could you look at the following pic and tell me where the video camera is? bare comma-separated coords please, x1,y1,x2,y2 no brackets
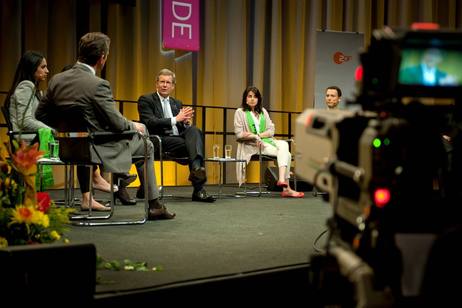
361,27,462,102
296,28,462,307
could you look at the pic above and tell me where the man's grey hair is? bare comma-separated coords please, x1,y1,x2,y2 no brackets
156,68,176,84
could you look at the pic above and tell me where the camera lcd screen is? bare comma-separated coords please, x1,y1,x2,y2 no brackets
398,48,462,87
395,31,462,97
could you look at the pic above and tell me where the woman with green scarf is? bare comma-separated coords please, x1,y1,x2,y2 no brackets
234,86,303,198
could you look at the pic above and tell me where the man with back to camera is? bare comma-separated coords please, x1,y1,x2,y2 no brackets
60,63,138,206
137,68,216,203
36,32,175,220
325,86,342,110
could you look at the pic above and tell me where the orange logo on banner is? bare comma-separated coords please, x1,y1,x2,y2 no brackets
333,51,352,64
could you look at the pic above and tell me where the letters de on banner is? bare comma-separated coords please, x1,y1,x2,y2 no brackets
162,0,200,51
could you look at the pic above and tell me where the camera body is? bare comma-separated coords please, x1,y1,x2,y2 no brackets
297,28,462,306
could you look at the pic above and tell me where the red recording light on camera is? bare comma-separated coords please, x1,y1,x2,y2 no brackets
411,22,440,30
355,65,363,81
373,188,391,208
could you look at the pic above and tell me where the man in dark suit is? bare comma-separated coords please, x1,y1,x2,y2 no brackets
36,32,175,220
137,68,215,203
399,48,457,86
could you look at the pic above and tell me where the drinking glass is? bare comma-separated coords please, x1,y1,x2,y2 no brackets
48,140,60,160
213,144,220,159
225,144,232,159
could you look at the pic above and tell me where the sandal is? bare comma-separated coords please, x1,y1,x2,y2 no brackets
281,191,304,198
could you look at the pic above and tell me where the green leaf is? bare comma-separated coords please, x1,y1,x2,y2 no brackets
97,256,161,272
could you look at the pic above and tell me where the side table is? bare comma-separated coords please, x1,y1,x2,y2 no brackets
205,157,246,198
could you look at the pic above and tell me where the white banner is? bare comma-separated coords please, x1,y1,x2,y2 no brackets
314,31,363,109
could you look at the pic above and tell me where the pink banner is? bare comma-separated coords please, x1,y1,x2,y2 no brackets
162,0,200,51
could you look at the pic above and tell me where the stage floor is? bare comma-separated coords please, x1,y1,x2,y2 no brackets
56,186,331,301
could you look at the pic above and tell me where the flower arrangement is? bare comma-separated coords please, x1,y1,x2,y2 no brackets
0,141,74,247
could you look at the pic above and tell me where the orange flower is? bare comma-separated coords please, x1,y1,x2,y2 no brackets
10,205,49,227
17,206,33,220
1,141,72,246
11,141,43,175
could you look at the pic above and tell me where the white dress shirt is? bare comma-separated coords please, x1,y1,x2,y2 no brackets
157,92,179,135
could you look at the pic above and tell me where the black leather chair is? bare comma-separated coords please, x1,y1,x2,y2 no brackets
150,135,189,199
53,106,149,226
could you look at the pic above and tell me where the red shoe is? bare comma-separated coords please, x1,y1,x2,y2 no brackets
276,181,289,188
281,191,304,198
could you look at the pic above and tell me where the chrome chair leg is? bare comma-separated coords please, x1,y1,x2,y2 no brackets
73,133,149,226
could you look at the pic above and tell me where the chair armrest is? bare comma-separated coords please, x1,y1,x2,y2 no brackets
8,130,38,136
57,130,138,141
149,134,162,144
56,130,139,147
91,130,137,137
147,135,188,163
149,135,163,157
94,130,138,142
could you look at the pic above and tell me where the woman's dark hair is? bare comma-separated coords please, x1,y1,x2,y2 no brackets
3,50,44,110
241,86,263,114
